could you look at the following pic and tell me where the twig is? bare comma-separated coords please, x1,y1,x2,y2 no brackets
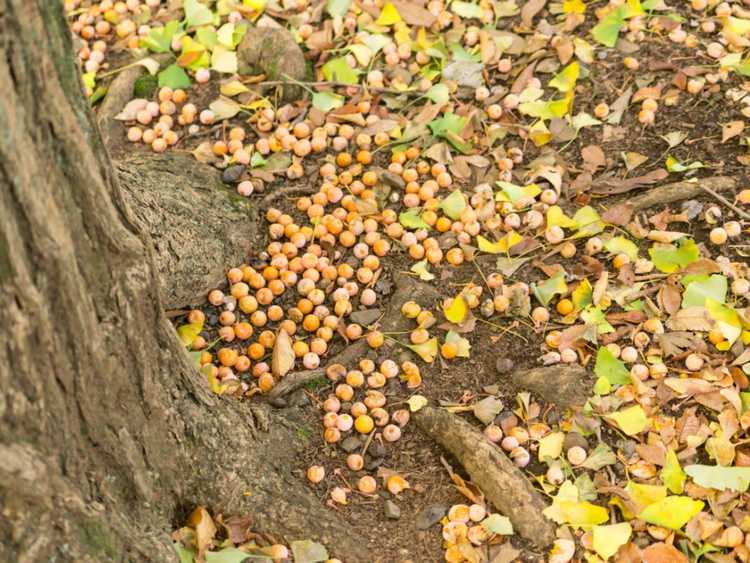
700,183,750,220
261,184,318,206
250,78,422,97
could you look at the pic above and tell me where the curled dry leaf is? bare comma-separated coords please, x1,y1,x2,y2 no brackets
272,328,295,377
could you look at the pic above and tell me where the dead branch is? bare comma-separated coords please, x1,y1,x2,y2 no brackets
629,176,736,211
412,405,556,548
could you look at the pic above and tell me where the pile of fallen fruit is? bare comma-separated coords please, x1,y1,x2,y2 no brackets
68,0,750,561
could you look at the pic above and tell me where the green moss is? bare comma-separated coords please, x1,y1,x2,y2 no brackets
303,376,327,392
295,423,313,442
77,517,120,560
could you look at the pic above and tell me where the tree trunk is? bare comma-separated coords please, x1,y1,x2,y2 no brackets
0,3,364,561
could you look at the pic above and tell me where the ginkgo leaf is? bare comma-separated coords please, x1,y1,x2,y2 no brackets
174,543,196,563
557,500,609,527
572,206,604,238
184,0,214,27
604,236,639,261
594,346,630,385
661,449,686,494
411,259,435,281
272,329,295,377
474,396,503,424
592,9,625,47
209,96,241,120
649,238,700,273
444,295,468,323
684,465,750,492
546,205,577,229
407,338,438,362
312,91,345,112
158,64,192,89
407,395,428,412
638,496,704,530
563,0,586,14
206,548,270,562
445,330,470,357
177,322,203,347
376,0,402,25
532,273,568,307
476,232,523,254
187,506,217,562
440,190,466,220
425,83,449,105
539,432,565,463
571,279,593,311
682,274,727,308
607,405,650,436
580,307,614,334
549,62,580,93
706,298,742,345
495,181,542,203
399,208,430,230
452,1,484,18
592,523,631,560
321,56,359,84
290,539,329,563
481,514,514,535
220,80,249,96
665,155,704,173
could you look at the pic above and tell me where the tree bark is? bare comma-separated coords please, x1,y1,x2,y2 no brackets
0,2,364,561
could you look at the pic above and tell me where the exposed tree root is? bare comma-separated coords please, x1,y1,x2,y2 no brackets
629,176,736,211
412,405,556,549
267,339,369,403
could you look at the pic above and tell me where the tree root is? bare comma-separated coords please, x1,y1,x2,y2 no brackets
629,176,736,211
261,184,318,207
267,339,370,403
412,405,556,548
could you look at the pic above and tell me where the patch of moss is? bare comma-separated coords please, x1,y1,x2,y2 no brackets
77,517,119,560
133,75,158,99
303,376,327,392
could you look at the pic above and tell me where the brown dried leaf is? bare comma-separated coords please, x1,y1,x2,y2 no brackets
391,0,437,26
272,328,295,377
657,331,706,357
667,307,713,331
582,144,606,172
221,515,253,545
187,506,217,563
622,151,648,171
601,203,633,226
521,0,547,27
642,543,688,563
722,120,745,143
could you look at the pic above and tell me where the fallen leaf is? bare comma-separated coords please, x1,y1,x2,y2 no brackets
722,120,745,143
638,496,704,530
290,539,329,563
187,506,217,562
581,144,606,172
592,523,631,560
642,543,688,563
407,395,428,412
521,0,547,27
591,169,669,195
607,405,650,436
481,514,514,535
272,328,295,377
474,396,503,425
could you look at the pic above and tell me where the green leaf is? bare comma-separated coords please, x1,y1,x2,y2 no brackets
481,513,514,535
604,236,639,261
572,205,604,238
312,91,345,112
572,279,592,312
177,322,203,347
174,543,196,563
141,20,182,53
495,181,541,204
532,272,568,307
290,540,329,563
250,152,267,168
327,0,351,17
428,113,472,153
666,155,705,173
158,63,192,89
684,465,750,492
440,189,466,220
682,274,727,308
205,547,271,562
638,496,704,530
607,405,650,436
425,83,449,105
549,62,580,93
184,0,214,27
407,394,428,412
196,27,218,48
661,449,686,494
649,238,700,273
591,9,625,47
580,306,614,334
580,442,617,470
399,208,430,230
593,523,631,560
594,346,630,385
133,74,158,98
321,57,359,85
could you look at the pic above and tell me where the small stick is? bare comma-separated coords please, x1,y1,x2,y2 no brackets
261,184,318,206
700,183,750,221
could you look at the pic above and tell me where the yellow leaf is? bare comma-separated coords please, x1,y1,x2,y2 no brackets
549,62,580,93
407,395,428,412
416,27,432,50
477,231,523,254
408,337,438,362
547,205,577,229
528,120,551,146
592,523,631,560
563,0,586,13
177,322,203,346
558,500,609,527
638,496,704,530
444,294,468,323
376,1,402,25
220,80,249,96
348,44,372,66
606,405,650,436
539,432,565,462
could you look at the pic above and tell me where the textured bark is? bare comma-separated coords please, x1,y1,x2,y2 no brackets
116,153,259,310
413,406,556,548
629,176,736,211
0,2,365,562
